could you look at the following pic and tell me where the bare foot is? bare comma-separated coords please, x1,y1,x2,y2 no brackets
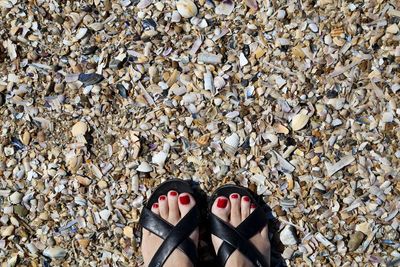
141,191,199,267
211,194,271,267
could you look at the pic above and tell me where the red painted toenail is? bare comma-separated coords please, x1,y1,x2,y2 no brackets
159,196,166,201
231,194,239,199
153,203,159,209
169,191,178,196
250,204,256,209
217,198,228,208
243,196,250,202
179,195,190,205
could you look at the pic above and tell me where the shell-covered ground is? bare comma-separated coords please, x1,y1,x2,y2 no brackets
0,0,399,266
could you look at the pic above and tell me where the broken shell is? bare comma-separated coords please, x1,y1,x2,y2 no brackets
215,1,234,16
280,225,298,245
9,191,23,204
43,247,67,259
223,133,240,155
78,73,104,86
71,121,88,137
136,161,153,172
1,225,14,237
176,0,198,18
291,113,309,131
152,151,168,167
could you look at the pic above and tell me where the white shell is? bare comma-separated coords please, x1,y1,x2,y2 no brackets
381,112,393,123
152,151,168,167
280,225,297,245
239,52,248,67
309,23,319,33
325,155,355,177
176,0,198,18
88,22,104,31
71,121,88,137
215,1,234,16
214,76,226,90
136,161,153,172
75,28,88,41
99,209,111,221
223,133,240,154
43,247,67,259
171,11,181,23
291,113,309,131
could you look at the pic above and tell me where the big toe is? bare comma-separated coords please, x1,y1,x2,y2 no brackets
211,196,230,221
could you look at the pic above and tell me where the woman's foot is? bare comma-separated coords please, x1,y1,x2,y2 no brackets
141,191,199,267
211,194,271,267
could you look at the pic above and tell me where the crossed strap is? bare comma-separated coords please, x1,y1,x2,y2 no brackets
140,206,199,267
210,206,269,267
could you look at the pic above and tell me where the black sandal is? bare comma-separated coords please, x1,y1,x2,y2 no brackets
139,179,201,267
208,184,286,267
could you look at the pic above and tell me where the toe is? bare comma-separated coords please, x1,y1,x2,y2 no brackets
158,195,168,220
211,196,230,221
167,190,180,224
151,202,160,215
178,193,195,217
250,203,257,215
241,196,250,221
229,193,241,227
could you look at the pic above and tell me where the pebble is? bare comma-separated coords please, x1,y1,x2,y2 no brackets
277,10,286,20
71,121,88,137
99,209,111,221
309,23,319,33
43,246,67,259
123,226,134,239
14,205,29,217
386,24,399,34
1,225,14,237
348,231,365,252
280,225,297,245
9,191,23,204
77,239,90,249
21,131,30,145
97,180,108,189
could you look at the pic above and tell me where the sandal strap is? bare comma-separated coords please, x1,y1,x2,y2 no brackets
140,208,197,263
210,206,269,267
144,207,199,267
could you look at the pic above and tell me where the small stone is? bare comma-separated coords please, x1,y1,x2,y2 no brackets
277,10,286,20
254,47,266,59
9,192,23,204
71,121,88,137
43,246,67,259
387,24,399,34
21,131,30,145
291,113,309,131
311,156,319,165
76,176,92,186
77,239,90,249
348,231,365,252
99,209,111,221
123,226,134,239
1,225,14,237
78,73,104,86
280,225,297,245
109,59,123,69
309,23,319,33
381,112,393,123
14,205,29,217
176,0,198,18
97,180,108,189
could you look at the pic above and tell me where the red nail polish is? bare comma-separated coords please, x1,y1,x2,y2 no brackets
217,198,228,208
250,204,256,209
159,196,166,201
169,191,178,196
231,194,239,199
179,195,190,205
243,196,250,202
153,203,159,209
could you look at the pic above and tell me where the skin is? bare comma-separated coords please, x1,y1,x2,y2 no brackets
141,192,270,267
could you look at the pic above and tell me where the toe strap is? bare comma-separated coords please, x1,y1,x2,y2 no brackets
210,206,269,267
140,206,199,267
